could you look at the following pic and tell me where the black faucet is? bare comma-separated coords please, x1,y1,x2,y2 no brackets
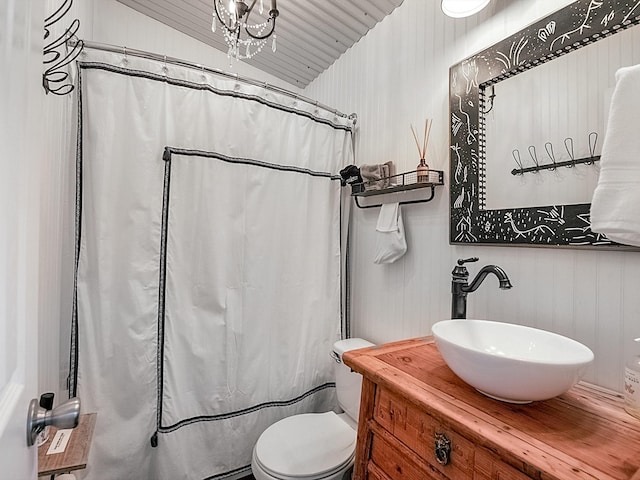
451,257,513,319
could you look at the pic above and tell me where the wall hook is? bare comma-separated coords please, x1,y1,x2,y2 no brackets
528,145,539,172
587,132,598,164
564,137,575,167
512,149,523,175
544,142,557,170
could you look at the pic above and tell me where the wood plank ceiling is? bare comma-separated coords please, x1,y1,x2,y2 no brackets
117,0,405,88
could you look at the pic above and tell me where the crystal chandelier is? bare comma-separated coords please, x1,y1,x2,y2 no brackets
212,0,279,60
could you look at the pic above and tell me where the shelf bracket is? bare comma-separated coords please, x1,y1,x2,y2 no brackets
353,185,436,209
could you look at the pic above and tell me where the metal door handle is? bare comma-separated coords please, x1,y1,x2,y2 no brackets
26,396,81,446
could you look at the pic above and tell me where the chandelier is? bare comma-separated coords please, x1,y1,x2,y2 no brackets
212,0,279,60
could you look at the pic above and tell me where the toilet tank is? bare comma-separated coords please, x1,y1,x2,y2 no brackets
332,338,374,423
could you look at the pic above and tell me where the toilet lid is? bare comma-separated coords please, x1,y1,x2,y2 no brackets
255,412,356,478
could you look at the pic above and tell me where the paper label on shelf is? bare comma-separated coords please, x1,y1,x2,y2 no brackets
46,429,73,455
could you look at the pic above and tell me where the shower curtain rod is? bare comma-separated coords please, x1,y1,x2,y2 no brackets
70,38,357,123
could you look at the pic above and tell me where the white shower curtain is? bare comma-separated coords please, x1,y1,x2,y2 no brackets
70,49,354,480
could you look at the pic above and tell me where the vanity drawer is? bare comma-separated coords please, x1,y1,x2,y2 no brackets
474,447,533,480
369,432,428,480
374,387,474,479
366,462,392,480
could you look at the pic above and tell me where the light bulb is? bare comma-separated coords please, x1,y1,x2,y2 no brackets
441,0,490,18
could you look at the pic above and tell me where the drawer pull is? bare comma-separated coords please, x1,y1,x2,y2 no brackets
434,433,451,466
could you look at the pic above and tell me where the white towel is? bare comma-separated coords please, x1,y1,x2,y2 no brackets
374,203,407,264
591,63,640,246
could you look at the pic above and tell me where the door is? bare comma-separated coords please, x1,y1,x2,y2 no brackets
0,0,45,477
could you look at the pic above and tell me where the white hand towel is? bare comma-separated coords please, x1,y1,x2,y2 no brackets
374,203,407,264
590,63,640,246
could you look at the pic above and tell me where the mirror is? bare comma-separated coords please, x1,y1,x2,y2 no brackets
449,0,640,247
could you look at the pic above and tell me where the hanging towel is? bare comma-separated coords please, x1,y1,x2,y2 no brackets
374,203,407,264
591,63,640,246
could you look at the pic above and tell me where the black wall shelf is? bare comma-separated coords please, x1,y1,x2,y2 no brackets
351,169,444,209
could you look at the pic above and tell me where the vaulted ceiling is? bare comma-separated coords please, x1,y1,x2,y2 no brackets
117,0,405,87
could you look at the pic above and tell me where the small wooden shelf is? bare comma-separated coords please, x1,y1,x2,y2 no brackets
351,169,444,209
38,413,97,477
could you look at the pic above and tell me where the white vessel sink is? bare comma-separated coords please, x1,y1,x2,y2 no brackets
431,319,594,404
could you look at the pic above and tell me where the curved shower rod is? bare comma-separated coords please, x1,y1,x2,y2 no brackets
68,38,357,124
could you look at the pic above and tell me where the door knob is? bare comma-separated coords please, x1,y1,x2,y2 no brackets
26,397,81,446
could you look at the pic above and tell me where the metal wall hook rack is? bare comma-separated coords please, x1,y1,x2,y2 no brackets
510,133,600,176
350,169,444,209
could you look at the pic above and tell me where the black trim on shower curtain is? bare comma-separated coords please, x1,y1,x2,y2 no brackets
344,226,351,340
68,64,84,398
162,146,342,179
202,464,252,480
160,382,336,433
154,147,341,447
154,149,172,441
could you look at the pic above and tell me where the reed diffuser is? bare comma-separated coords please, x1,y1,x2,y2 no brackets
411,119,432,183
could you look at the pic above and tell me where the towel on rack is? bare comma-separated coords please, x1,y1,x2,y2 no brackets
360,162,394,190
590,63,640,246
374,203,407,264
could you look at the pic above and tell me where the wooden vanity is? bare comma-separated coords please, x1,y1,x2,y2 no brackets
343,337,640,480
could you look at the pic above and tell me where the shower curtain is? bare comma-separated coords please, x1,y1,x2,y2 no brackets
70,49,354,480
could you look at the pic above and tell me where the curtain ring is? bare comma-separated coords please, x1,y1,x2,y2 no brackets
121,46,129,66
162,55,168,75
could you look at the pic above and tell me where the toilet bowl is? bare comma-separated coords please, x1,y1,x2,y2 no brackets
251,338,374,480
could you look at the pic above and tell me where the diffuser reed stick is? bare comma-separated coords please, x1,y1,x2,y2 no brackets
411,119,432,182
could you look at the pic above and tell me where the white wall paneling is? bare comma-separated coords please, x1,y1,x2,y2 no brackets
35,0,85,401
305,0,639,392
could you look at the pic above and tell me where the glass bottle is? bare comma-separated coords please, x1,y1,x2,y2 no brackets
417,158,429,183
624,337,640,420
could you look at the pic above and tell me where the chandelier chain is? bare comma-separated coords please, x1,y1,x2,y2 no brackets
212,0,278,60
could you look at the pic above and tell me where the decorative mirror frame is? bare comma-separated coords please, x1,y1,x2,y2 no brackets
449,0,640,247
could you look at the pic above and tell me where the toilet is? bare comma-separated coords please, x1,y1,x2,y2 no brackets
251,338,374,480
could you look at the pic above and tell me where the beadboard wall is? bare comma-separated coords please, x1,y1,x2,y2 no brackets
37,0,90,400
304,0,640,392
